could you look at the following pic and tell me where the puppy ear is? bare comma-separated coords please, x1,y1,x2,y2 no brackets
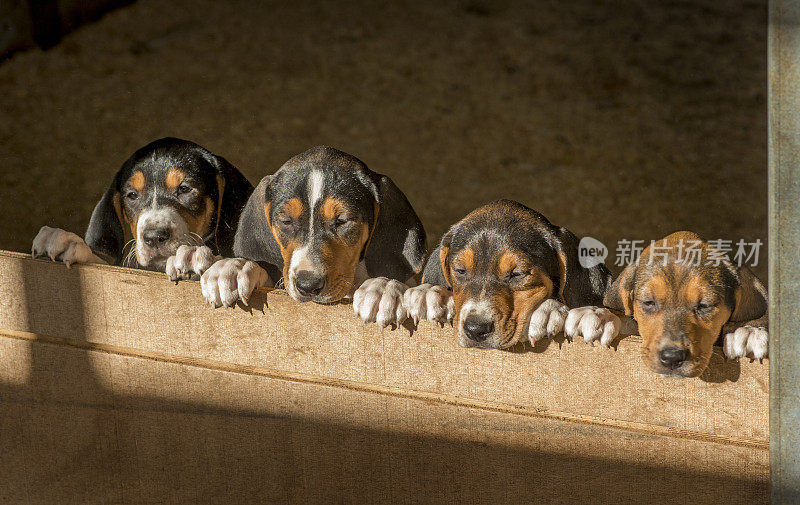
728,265,768,323
553,227,612,307
232,175,283,269
364,175,426,282
204,153,254,257
603,262,637,316
421,229,453,287
84,185,126,264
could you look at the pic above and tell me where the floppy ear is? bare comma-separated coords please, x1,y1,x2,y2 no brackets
553,227,612,307
364,175,427,282
603,262,637,316
84,185,126,264
205,153,254,257
729,265,768,323
232,175,283,271
421,229,453,287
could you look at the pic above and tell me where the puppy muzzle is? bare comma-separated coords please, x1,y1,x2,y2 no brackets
649,336,707,378
136,208,190,268
458,299,507,349
294,270,326,298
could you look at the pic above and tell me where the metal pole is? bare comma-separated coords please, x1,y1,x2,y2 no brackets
769,1,800,502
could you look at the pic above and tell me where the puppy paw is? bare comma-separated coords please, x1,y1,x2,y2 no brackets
527,299,569,343
723,326,768,360
166,245,220,281
352,277,409,327
403,284,454,324
31,226,104,268
564,306,621,347
200,258,272,308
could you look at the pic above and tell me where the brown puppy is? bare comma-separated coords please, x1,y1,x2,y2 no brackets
405,200,615,349
603,231,768,377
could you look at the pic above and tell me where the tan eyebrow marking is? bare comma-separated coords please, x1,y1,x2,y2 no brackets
497,251,518,276
165,167,185,191
283,198,304,219
647,275,668,300
321,196,345,221
128,171,145,192
456,247,475,272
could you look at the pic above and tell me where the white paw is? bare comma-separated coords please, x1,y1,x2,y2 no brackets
31,226,102,268
403,283,454,324
723,326,768,360
200,258,272,307
564,306,621,347
166,245,220,281
352,277,409,327
527,299,569,343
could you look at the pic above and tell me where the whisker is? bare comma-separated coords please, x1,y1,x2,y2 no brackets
123,247,137,268
122,239,136,253
188,232,205,246
124,240,139,268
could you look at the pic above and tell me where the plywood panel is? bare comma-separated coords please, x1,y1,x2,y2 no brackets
0,338,768,505
0,250,769,504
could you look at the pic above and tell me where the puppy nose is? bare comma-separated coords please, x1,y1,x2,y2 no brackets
142,227,170,248
659,347,688,369
295,270,326,297
462,316,494,342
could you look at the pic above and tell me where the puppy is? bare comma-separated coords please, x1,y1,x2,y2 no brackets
402,200,617,349
32,138,253,271
168,146,426,308
601,231,768,377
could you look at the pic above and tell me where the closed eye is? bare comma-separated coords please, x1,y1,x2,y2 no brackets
640,299,658,312
453,267,467,276
695,301,716,314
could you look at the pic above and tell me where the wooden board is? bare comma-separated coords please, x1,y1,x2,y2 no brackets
0,251,769,504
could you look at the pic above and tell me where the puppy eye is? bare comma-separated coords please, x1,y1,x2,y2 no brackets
125,191,139,200
695,301,714,313
640,299,658,311
278,217,294,226
507,270,524,280
176,184,192,195
333,216,349,227
453,267,467,276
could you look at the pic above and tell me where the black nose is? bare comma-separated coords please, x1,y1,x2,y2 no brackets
659,348,688,369
142,228,170,248
295,270,326,297
462,316,494,342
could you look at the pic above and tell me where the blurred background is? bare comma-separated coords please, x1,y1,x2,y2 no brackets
0,0,767,279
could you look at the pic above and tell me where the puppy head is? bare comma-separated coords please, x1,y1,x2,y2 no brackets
108,138,232,269
263,147,379,303
604,231,767,377
437,200,571,349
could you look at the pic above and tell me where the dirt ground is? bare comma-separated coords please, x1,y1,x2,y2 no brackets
0,0,767,280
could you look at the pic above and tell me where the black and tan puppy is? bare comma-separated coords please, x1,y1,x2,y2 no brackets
402,200,618,349
168,146,426,309
32,138,253,271
600,231,768,377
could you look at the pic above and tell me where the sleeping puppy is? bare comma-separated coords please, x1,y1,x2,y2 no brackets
168,146,426,308
600,231,768,377
400,200,617,349
31,138,253,271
